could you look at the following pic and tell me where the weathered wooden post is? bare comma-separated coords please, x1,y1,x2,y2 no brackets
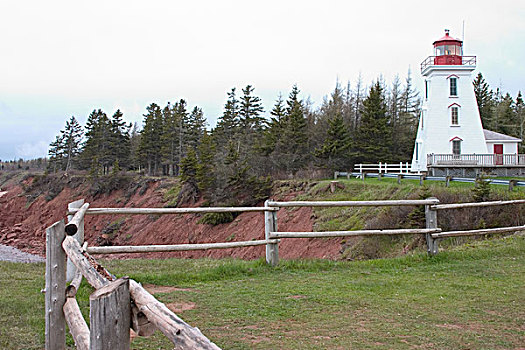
362,172,366,182
67,199,85,282
419,175,425,186
264,200,279,266
378,173,382,181
45,220,67,350
425,197,439,255
334,171,339,179
90,277,131,350
445,176,451,187
509,179,518,191
397,174,403,184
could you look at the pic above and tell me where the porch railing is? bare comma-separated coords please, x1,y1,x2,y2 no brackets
427,154,525,167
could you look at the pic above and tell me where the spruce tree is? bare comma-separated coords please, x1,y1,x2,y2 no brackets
81,109,113,174
215,88,240,142
275,85,308,175
314,112,351,171
160,102,179,175
473,73,494,129
110,110,130,170
515,92,524,151
61,116,83,172
186,106,207,150
196,131,216,193
261,94,286,156
48,134,65,173
138,103,163,175
238,85,265,132
352,81,391,164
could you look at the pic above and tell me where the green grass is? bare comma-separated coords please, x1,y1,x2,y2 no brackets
1,236,524,349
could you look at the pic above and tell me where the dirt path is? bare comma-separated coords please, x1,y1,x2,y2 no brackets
0,244,44,263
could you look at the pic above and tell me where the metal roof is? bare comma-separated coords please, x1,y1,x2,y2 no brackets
484,129,522,142
433,32,462,45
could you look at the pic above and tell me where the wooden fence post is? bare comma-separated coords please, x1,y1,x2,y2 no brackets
265,200,279,266
334,171,338,179
90,277,131,350
425,197,439,255
67,199,85,282
45,220,67,350
397,174,402,184
509,179,518,191
419,175,425,186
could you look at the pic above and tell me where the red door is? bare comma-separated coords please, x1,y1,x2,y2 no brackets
494,144,503,165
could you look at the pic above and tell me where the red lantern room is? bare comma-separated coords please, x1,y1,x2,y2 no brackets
420,29,476,73
433,29,463,65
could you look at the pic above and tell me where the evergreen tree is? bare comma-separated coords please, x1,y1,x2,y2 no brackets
238,85,265,132
314,112,352,171
81,109,113,174
109,110,130,169
494,93,516,136
61,116,83,172
514,91,525,152
129,122,141,171
138,103,163,175
160,102,179,175
48,134,65,173
186,106,207,150
175,99,189,168
261,94,286,156
473,73,494,129
215,88,240,142
275,85,309,175
196,131,216,193
352,81,391,164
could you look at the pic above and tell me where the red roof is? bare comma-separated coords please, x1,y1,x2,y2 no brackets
433,32,462,45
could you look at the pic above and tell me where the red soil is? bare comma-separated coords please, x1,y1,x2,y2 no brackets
0,178,344,260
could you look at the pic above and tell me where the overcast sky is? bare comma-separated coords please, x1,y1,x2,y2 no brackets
1,0,524,160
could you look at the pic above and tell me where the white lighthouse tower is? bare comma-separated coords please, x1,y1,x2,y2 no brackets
411,30,486,173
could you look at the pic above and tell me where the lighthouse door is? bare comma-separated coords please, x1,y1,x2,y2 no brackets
494,144,503,165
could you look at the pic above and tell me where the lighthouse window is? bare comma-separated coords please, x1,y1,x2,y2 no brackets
452,140,461,156
450,78,457,96
451,107,459,125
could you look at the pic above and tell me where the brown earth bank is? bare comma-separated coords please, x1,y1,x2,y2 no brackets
0,174,345,260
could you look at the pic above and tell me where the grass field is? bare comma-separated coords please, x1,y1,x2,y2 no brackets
1,235,524,349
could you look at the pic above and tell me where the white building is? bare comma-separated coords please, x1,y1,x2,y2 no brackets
411,30,524,176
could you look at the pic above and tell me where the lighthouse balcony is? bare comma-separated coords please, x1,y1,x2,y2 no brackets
420,56,476,72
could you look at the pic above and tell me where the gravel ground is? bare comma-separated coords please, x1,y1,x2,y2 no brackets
0,244,44,263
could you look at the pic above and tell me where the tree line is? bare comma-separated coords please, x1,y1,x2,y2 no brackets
473,73,524,149
47,72,523,205
49,72,421,174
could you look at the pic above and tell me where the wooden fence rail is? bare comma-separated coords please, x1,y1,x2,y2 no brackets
45,196,525,349
46,213,220,349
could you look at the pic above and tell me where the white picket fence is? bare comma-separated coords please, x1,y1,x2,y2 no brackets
353,162,413,174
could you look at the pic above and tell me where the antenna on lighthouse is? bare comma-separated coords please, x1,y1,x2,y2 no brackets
462,20,465,48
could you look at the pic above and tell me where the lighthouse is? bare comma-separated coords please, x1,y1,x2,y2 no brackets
411,30,487,173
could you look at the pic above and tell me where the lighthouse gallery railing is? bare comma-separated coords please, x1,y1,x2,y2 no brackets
420,55,476,72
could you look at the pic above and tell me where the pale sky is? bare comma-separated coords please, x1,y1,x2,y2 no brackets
1,0,524,160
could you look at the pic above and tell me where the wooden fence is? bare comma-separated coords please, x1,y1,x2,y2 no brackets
46,197,525,349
